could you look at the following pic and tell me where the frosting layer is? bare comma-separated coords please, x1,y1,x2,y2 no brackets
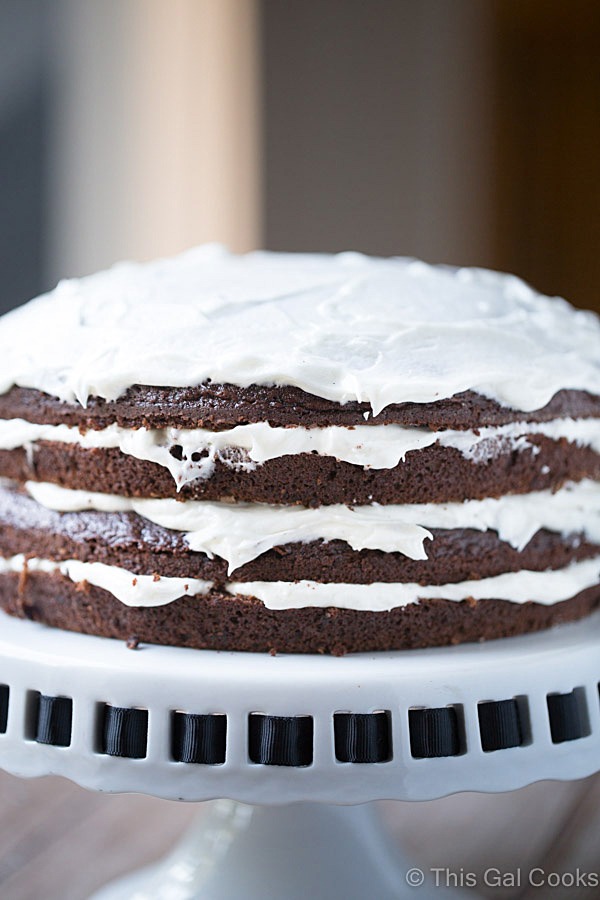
229,559,600,611
0,554,212,607
2,481,596,586
0,245,599,413
25,479,600,572
1,415,600,488
2,553,598,611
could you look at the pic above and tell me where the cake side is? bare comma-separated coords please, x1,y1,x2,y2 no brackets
1,383,599,653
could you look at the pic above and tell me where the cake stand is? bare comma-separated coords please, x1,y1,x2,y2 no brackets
0,609,598,899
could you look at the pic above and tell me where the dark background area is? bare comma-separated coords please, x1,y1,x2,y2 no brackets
0,0,48,312
493,0,600,309
263,0,600,310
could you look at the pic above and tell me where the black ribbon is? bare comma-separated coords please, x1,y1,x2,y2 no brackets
102,705,148,758
36,695,72,747
478,699,522,752
547,690,587,743
334,712,390,763
249,714,313,767
7,680,592,762
409,707,460,758
0,685,8,734
172,712,227,764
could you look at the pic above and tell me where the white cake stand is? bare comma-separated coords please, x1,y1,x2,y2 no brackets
0,609,598,899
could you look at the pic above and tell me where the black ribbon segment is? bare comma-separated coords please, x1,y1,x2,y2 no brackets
101,705,148,758
409,707,461,758
35,695,73,747
0,685,8,734
248,714,313,767
547,690,587,744
172,713,227,764
478,700,523,752
334,712,391,763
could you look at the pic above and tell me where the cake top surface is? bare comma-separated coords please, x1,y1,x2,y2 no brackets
0,244,598,414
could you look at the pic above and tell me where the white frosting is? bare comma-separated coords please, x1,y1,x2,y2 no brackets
0,554,212,607
1,552,597,612
230,558,600,611
25,479,600,573
1,415,600,489
0,245,598,415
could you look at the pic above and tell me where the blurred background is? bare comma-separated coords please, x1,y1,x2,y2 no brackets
2,0,600,313
0,1,599,898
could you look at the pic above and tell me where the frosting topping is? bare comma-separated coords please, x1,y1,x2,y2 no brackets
0,245,598,414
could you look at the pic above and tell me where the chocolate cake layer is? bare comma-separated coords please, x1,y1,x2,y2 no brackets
1,384,600,431
0,484,596,585
1,436,599,506
1,570,598,655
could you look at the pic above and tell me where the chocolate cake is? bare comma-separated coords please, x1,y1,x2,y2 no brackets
0,245,599,654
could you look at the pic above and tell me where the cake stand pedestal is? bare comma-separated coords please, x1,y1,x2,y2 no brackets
0,610,598,899
92,800,451,900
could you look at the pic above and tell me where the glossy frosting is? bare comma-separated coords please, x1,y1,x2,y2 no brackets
0,245,598,414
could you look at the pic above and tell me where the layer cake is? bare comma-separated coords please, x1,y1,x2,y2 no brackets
0,246,598,654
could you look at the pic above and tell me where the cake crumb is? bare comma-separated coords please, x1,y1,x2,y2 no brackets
18,558,29,595
126,635,140,650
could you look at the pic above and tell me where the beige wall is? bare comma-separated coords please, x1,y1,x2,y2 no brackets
47,1,495,280
45,1,600,312
262,0,494,266
48,0,262,281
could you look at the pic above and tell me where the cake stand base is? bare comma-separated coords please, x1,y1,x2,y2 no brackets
0,611,597,898
1,610,599,804
90,800,465,900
